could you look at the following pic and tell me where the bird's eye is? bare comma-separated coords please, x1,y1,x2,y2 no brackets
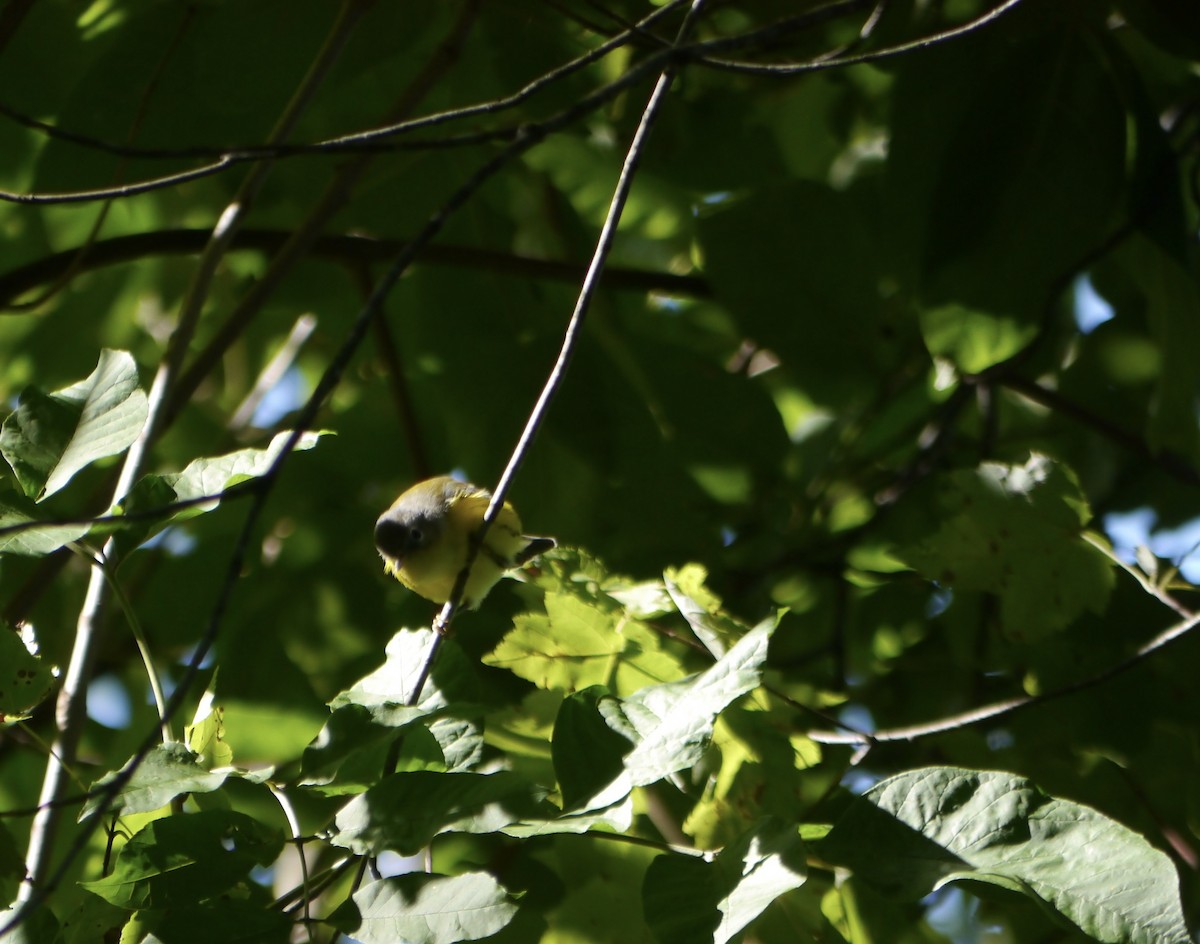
409,527,423,546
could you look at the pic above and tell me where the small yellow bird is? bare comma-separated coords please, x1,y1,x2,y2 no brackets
374,476,555,608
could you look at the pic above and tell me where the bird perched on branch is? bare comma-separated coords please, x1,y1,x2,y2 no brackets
374,475,555,609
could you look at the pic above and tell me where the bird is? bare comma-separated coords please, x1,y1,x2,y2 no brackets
374,475,555,608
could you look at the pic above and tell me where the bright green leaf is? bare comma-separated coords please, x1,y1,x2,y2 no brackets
919,303,1038,374
818,767,1192,944
621,620,773,786
82,743,229,818
0,349,147,501
711,818,807,944
485,589,683,695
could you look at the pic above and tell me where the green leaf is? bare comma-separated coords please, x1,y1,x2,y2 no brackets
82,743,229,818
116,899,291,944
0,487,89,556
59,892,125,944
112,429,323,551
698,181,899,406
620,620,773,786
664,564,746,659
0,627,53,720
919,303,1038,374
643,855,721,944
888,21,1126,321
484,588,683,695
644,819,806,944
0,349,147,500
818,767,1193,944
329,627,476,725
711,818,807,944
331,873,518,944
331,771,554,856
552,686,635,811
184,689,233,770
895,454,1114,638
81,810,283,909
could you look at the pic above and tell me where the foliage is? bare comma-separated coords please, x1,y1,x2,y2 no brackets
0,1,1198,943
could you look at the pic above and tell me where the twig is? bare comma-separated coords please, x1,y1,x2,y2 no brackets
0,228,710,309
999,376,1200,489
697,0,1025,74
423,0,712,659
267,785,313,941
0,1,690,165
0,0,1022,206
809,606,1200,745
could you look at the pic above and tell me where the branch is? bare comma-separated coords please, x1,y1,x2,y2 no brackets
809,583,1200,746
417,0,711,678
998,376,1200,489
0,228,709,309
697,0,1025,74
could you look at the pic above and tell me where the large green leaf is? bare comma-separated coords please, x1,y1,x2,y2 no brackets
331,771,554,856
644,819,807,944
0,349,147,501
818,767,1192,944
0,487,90,556
111,429,323,552
82,742,229,818
484,584,684,696
619,620,773,786
331,873,518,944
888,13,1126,321
894,454,1113,639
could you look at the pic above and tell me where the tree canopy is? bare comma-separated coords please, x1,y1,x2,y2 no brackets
0,1,1198,942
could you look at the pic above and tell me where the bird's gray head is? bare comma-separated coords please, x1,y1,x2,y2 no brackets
374,484,451,560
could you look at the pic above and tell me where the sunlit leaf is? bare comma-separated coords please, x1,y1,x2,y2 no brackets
0,349,147,501
818,767,1192,944
331,873,518,944
82,743,229,818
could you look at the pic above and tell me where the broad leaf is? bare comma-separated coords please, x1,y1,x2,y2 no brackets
82,742,229,818
895,454,1114,638
332,873,517,944
331,771,554,856
0,488,89,556
111,429,323,551
485,589,683,695
818,767,1192,944
644,818,806,944
0,349,147,501
620,620,773,786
